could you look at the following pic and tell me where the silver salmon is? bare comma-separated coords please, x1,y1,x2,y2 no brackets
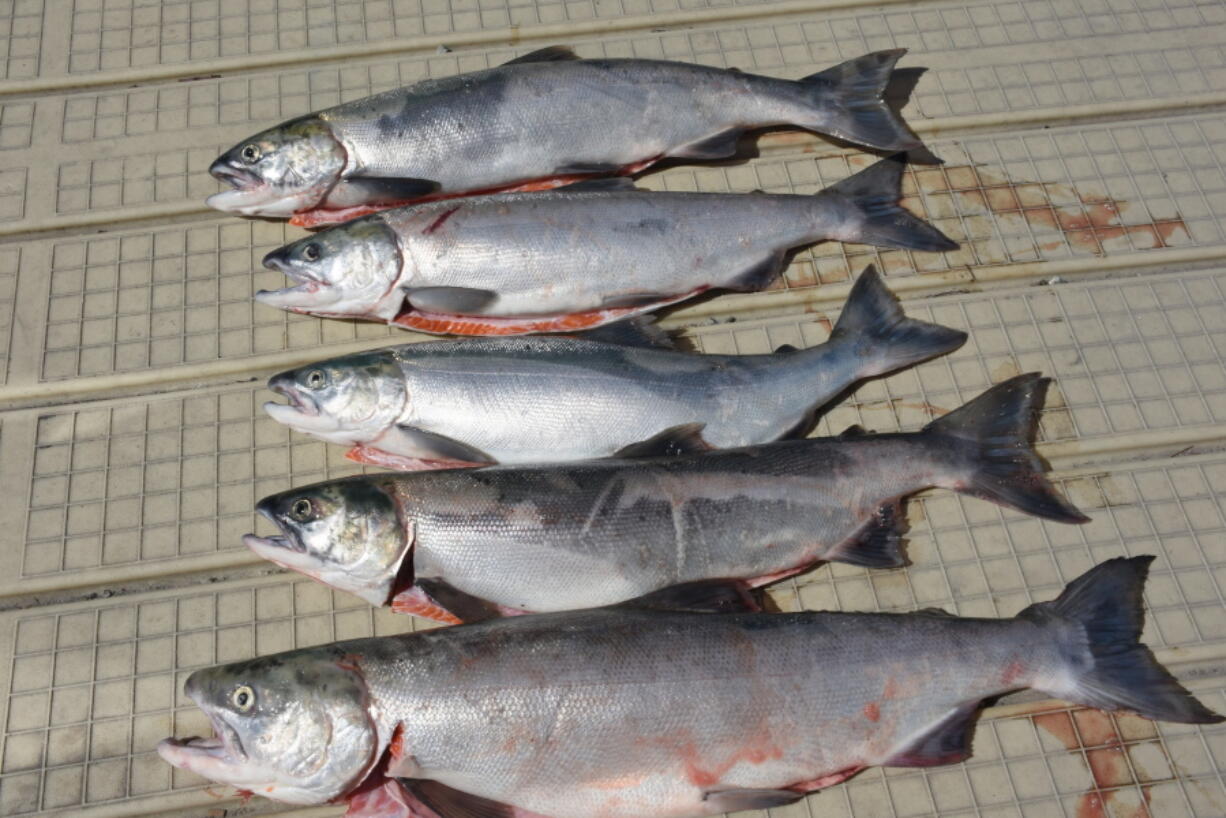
263,266,966,469
207,47,921,226
157,556,1222,817
244,374,1087,621
255,155,956,335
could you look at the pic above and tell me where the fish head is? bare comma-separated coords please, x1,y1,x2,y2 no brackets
245,480,411,606
256,219,405,320
158,652,380,804
207,117,346,218
264,351,408,446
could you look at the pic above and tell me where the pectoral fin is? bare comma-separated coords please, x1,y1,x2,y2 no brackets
405,778,545,818
702,789,806,810
404,287,499,315
391,578,503,623
326,176,440,207
344,445,483,472
346,426,494,470
553,161,624,174
622,580,760,613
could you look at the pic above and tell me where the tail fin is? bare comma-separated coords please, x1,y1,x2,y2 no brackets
824,155,959,253
1022,556,1223,724
830,265,967,377
923,374,1089,523
800,50,920,151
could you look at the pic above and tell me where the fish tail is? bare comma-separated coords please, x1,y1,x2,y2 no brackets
829,264,966,378
799,49,920,151
822,154,959,253
922,374,1089,524
1020,556,1223,724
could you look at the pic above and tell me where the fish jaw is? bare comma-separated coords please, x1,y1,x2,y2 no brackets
157,698,318,805
262,379,356,443
207,187,319,219
242,531,405,608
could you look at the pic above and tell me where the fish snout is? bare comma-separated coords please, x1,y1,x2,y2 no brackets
183,669,206,705
262,246,293,274
209,155,258,190
254,495,281,525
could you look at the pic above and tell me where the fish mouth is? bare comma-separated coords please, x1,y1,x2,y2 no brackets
264,376,320,422
209,158,262,191
256,250,330,306
158,710,246,772
244,533,330,577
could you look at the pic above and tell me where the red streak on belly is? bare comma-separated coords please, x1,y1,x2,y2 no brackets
290,156,667,228
674,728,785,789
1001,659,1026,687
862,702,880,722
391,287,708,337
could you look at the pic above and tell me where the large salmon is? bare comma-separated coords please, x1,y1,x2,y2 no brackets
158,557,1222,817
254,156,956,335
262,266,966,469
207,47,922,226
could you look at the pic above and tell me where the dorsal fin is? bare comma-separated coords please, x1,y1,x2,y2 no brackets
621,580,761,613
578,316,679,349
839,424,870,438
556,177,641,193
502,46,579,65
614,423,710,458
774,343,799,354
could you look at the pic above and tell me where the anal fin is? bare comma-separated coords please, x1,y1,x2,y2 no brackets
729,251,787,292
669,129,742,161
883,701,980,767
614,423,710,458
826,501,908,568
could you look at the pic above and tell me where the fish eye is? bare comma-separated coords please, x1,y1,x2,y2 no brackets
231,685,255,712
290,498,314,522
304,369,327,389
302,243,321,262
240,144,261,164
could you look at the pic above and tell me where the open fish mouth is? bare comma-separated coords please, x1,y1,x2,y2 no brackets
244,534,330,577
209,159,263,191
265,380,320,420
255,254,329,307
158,711,245,770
